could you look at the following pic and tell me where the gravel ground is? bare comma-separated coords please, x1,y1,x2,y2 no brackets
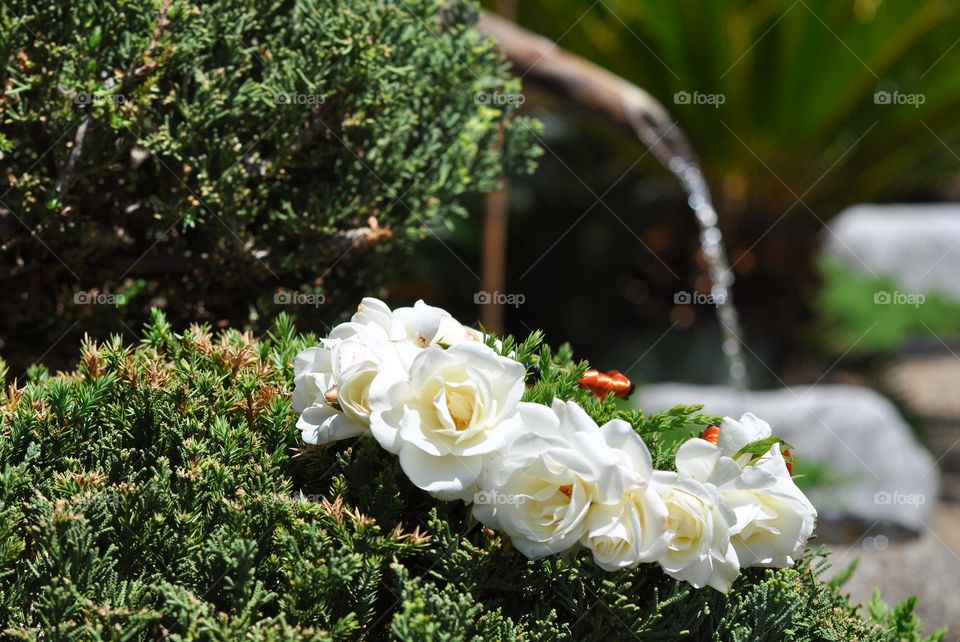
884,355,960,419
830,352,960,638
824,503,960,640
883,354,960,501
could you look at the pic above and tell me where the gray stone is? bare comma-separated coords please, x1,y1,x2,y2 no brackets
824,203,960,298
635,384,940,530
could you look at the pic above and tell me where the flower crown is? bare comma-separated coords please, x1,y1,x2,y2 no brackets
292,298,816,593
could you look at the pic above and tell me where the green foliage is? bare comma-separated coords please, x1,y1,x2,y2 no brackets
487,328,720,470
734,437,793,461
502,0,960,218
0,313,941,639
0,0,539,368
829,558,860,591
790,458,857,494
817,258,960,354
869,591,947,642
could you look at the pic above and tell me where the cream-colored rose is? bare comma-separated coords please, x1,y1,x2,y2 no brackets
673,436,817,570
368,342,525,501
581,417,668,571
472,400,629,558
333,297,481,349
720,443,816,567
651,470,740,593
717,412,772,463
294,297,485,446
582,484,669,572
293,331,406,445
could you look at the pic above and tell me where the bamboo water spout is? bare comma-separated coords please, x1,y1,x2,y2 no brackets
477,12,747,388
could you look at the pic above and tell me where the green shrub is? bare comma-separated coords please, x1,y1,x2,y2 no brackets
0,312,943,640
817,258,960,355
0,0,539,369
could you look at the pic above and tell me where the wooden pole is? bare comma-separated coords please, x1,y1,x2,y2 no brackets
475,11,695,169
479,1,516,333
481,186,509,332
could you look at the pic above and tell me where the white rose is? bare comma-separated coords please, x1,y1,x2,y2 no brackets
581,419,669,571
720,443,816,568
651,469,740,593
293,334,382,413
674,437,744,487
473,400,629,559
717,412,772,462
673,437,817,570
335,297,481,349
292,345,332,414
368,342,525,501
293,331,406,445
324,297,394,344
390,299,494,349
293,297,484,447
350,297,394,332
386,299,449,347
437,314,487,346
582,485,669,571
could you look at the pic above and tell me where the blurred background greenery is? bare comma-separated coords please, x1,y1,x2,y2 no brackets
6,0,960,384
397,0,960,387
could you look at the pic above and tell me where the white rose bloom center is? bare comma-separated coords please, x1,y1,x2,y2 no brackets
369,341,525,501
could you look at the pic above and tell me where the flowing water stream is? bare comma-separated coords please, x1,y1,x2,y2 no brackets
669,156,749,390
475,12,749,388
626,111,749,390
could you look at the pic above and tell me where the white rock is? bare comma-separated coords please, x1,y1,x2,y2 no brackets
824,203,960,298
636,384,939,530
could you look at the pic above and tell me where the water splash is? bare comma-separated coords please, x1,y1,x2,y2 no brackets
669,156,748,390
471,12,749,388
625,110,748,389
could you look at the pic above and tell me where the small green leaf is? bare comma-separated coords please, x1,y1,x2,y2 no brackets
828,557,859,589
733,436,793,460
87,27,102,49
